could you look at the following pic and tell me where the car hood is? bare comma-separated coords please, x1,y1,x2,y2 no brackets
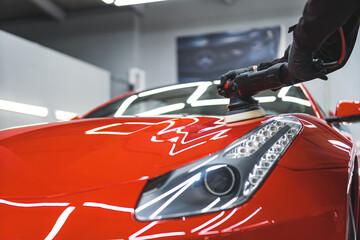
0,114,352,199
0,116,262,199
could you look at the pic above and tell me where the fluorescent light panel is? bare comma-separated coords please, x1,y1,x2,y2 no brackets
55,110,78,121
139,82,202,98
186,82,212,104
191,99,229,107
254,96,277,103
114,95,138,117
114,0,167,7
137,103,185,117
0,99,48,117
282,96,311,107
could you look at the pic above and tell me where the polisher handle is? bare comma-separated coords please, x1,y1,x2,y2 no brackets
227,63,288,97
223,59,332,97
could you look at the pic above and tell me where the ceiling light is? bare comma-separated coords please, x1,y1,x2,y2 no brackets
114,0,168,7
139,82,201,97
0,99,48,117
55,110,78,121
102,0,114,4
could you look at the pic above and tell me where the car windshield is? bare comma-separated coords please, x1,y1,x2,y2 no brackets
84,81,315,118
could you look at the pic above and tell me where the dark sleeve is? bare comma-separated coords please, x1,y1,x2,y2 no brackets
257,57,287,71
294,0,360,52
257,45,290,71
314,12,360,73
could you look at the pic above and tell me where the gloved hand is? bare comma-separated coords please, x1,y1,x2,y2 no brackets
218,66,255,97
287,41,328,83
257,45,290,71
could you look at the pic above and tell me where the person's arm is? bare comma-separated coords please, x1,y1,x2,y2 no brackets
287,1,360,83
294,0,360,52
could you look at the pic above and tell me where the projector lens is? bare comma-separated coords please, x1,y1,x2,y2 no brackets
204,165,235,196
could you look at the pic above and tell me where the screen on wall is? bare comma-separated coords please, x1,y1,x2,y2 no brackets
177,26,282,83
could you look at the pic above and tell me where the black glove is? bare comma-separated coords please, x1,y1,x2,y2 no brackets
287,41,328,83
218,66,254,97
219,66,254,88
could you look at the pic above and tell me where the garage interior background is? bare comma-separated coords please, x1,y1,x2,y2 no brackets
0,0,359,143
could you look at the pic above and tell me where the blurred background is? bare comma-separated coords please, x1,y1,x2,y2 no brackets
0,0,359,143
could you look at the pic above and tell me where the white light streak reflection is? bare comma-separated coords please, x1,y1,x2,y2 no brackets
114,0,168,7
114,95,138,117
221,207,262,233
328,140,351,150
191,211,225,233
0,199,69,208
136,173,201,213
0,122,48,131
199,209,237,235
301,119,317,128
213,80,220,85
201,198,221,213
220,197,238,209
282,96,311,107
83,202,134,213
44,206,75,240
191,99,229,107
138,83,202,97
149,173,202,219
169,140,206,156
85,123,126,135
189,155,218,173
206,165,227,172
235,220,270,231
277,86,291,98
85,122,154,135
129,221,185,240
186,82,212,104
254,96,276,103
136,103,185,117
150,118,229,156
124,122,155,125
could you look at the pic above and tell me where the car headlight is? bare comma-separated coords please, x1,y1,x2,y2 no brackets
135,115,302,221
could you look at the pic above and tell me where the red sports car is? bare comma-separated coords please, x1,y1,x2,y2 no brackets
0,81,359,240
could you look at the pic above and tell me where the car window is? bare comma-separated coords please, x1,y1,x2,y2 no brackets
84,81,315,118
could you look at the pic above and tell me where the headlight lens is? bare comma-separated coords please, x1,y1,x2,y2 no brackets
135,115,302,221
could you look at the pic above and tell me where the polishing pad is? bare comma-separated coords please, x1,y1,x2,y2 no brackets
225,107,266,123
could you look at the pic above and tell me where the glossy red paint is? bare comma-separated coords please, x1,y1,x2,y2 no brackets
0,81,358,239
0,151,350,240
279,114,353,170
0,113,356,239
299,84,325,119
0,116,260,198
335,100,360,117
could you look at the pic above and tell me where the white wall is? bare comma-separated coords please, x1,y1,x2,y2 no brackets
1,11,136,81
1,0,359,141
0,30,111,130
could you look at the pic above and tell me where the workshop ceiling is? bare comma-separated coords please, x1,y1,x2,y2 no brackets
0,0,302,25
0,0,236,24
0,0,118,23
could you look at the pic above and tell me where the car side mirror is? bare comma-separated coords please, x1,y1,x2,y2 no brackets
326,100,360,123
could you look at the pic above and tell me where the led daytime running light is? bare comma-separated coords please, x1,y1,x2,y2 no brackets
243,126,300,196
224,116,302,196
135,115,302,220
